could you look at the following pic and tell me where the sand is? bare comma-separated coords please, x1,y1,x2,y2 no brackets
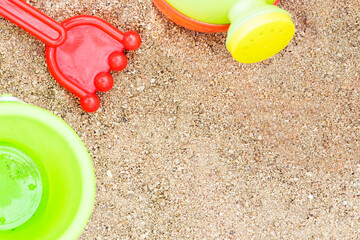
0,0,359,239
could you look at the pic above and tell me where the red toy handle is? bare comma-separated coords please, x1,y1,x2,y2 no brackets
0,0,66,47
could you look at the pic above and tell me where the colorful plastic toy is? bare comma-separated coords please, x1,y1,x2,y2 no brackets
0,0,141,112
0,95,95,240
153,0,295,63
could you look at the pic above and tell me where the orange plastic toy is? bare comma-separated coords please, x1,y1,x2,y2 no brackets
153,0,295,63
153,0,280,33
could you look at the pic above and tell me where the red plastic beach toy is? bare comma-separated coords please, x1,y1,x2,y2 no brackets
0,0,141,112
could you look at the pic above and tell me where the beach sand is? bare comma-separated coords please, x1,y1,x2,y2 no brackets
0,0,359,239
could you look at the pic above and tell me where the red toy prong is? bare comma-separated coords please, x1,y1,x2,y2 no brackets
80,94,101,113
94,73,114,92
122,31,142,51
109,52,128,71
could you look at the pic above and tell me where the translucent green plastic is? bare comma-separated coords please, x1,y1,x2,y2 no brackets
166,0,276,24
0,144,43,231
0,100,95,240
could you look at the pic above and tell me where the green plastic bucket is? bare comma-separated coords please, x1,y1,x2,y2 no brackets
0,95,95,240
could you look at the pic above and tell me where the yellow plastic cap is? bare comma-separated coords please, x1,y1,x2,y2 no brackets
227,11,295,63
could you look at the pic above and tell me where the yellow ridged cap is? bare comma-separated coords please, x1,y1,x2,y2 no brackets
227,11,295,63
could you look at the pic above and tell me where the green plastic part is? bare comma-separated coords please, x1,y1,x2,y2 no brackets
0,98,95,240
0,144,43,231
162,0,295,63
165,0,276,25
166,0,239,24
